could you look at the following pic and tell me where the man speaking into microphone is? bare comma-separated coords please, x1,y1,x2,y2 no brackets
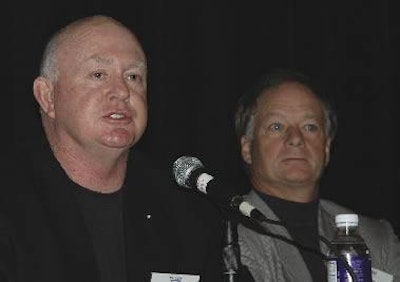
1,15,225,282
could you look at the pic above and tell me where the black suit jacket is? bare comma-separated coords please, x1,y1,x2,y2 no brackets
0,133,225,282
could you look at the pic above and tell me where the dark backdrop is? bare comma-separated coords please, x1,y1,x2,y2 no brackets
12,0,399,235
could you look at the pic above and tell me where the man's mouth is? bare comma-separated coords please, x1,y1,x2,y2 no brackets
109,113,126,120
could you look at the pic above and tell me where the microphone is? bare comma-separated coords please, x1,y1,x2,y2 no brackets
172,156,267,222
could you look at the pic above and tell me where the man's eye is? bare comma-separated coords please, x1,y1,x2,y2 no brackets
92,72,104,79
128,74,141,81
304,124,319,132
268,123,283,132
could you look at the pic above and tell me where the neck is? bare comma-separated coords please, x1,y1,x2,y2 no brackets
44,123,129,193
251,179,319,203
55,148,128,193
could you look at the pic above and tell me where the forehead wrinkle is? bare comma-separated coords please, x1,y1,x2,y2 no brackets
258,108,323,123
258,95,324,120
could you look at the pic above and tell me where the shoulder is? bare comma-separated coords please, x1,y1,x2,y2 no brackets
320,198,399,245
319,198,355,214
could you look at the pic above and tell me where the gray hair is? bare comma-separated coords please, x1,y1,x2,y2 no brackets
234,68,337,142
39,37,59,81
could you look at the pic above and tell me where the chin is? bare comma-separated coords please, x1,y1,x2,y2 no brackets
284,171,315,182
102,128,141,147
100,137,135,149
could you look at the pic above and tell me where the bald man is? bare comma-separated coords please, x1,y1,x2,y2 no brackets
2,15,224,282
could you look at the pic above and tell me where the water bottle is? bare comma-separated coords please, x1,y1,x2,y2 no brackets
326,213,372,282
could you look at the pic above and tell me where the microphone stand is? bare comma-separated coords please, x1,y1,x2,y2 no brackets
222,219,240,282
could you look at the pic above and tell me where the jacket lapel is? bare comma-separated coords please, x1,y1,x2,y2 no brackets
30,146,99,282
246,191,313,281
122,151,179,280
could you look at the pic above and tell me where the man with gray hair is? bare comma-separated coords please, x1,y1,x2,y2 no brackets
234,68,400,281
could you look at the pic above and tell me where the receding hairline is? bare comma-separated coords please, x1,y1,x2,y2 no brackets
55,15,140,47
40,15,145,79
257,81,324,108
235,77,337,141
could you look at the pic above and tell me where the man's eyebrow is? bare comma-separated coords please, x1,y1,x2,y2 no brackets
260,112,283,119
127,61,147,71
85,55,147,71
86,55,113,65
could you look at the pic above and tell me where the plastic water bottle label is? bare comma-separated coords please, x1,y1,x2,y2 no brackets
327,260,339,282
327,256,372,282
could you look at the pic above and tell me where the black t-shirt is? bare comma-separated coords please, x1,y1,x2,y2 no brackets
256,191,327,282
75,187,126,282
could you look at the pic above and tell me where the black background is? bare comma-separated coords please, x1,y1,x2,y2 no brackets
11,0,399,235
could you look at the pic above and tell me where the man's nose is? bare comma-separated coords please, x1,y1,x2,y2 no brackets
109,77,130,101
286,126,304,147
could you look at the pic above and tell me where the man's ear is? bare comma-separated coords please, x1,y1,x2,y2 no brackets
33,76,56,119
240,136,252,165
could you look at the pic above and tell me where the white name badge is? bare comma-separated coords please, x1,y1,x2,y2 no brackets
151,272,200,282
372,267,394,282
